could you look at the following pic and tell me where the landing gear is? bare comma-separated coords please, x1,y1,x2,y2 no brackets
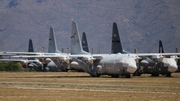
133,70,142,76
151,73,159,76
125,74,131,78
166,73,171,77
90,71,100,77
111,74,119,78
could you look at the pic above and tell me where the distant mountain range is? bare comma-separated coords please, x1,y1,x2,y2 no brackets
0,0,180,53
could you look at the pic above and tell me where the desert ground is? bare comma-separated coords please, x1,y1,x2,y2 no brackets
0,72,180,101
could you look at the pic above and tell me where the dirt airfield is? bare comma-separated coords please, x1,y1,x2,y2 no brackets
0,72,180,101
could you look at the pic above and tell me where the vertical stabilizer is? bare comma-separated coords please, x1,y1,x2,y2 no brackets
48,27,60,53
159,40,164,53
28,39,35,60
82,32,89,52
28,39,34,52
111,22,123,53
71,21,89,54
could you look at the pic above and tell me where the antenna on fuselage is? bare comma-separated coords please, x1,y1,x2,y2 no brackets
42,47,44,53
176,48,178,53
66,48,69,54
97,49,100,54
91,48,93,54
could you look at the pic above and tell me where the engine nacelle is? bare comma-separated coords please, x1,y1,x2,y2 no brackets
82,56,95,64
152,55,163,62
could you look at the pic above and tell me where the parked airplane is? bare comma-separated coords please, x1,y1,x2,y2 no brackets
159,40,180,72
47,27,84,72
70,21,138,78
0,21,179,78
111,22,178,76
0,39,61,72
0,39,44,71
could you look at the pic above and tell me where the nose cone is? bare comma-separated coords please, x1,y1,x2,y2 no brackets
127,62,137,73
126,58,137,73
162,58,178,73
168,62,178,73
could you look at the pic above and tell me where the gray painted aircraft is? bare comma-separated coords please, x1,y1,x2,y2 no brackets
0,39,60,72
70,21,138,78
0,27,85,72
47,27,84,72
0,21,179,78
0,39,44,71
158,40,180,72
111,22,178,76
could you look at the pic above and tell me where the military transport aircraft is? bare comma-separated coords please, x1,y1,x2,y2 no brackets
0,39,62,72
111,22,178,76
6,21,138,78
158,40,180,72
69,21,138,78
0,39,45,71
0,21,179,78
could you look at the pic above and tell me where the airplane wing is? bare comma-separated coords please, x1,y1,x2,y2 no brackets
133,53,180,61
10,53,70,64
0,51,66,56
0,51,42,56
136,53,180,57
0,59,42,64
0,59,28,62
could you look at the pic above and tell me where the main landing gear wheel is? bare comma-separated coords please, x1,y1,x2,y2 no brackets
166,73,171,77
125,74,131,78
151,73,159,76
111,74,119,78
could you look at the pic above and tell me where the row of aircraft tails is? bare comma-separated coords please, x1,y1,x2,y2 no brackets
0,21,180,78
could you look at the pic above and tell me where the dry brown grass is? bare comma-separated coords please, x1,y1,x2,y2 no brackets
0,72,180,101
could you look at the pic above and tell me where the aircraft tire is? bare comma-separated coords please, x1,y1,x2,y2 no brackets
111,74,119,78
90,72,100,77
125,74,131,78
151,73,159,76
166,73,171,77
133,70,142,76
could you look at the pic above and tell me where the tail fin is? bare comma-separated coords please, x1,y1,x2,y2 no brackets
159,40,164,53
28,39,34,52
82,32,89,52
111,22,123,54
48,27,60,53
28,39,35,60
71,21,89,54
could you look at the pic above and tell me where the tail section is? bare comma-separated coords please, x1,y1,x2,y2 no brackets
71,21,89,54
82,32,89,52
159,40,164,53
111,22,123,54
28,39,35,60
28,39,34,52
48,27,61,53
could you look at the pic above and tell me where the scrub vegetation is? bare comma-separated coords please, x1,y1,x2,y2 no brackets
0,62,23,71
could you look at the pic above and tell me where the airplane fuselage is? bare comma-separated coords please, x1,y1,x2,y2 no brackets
138,58,177,76
74,53,138,77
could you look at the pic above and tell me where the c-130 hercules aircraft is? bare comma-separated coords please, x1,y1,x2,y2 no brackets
0,21,179,78
111,22,178,76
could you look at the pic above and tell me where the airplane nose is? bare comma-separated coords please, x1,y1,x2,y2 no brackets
126,58,137,73
162,58,178,73
168,63,178,73
127,62,137,73
121,57,137,73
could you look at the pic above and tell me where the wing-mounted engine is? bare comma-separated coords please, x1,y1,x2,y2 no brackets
151,55,164,62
